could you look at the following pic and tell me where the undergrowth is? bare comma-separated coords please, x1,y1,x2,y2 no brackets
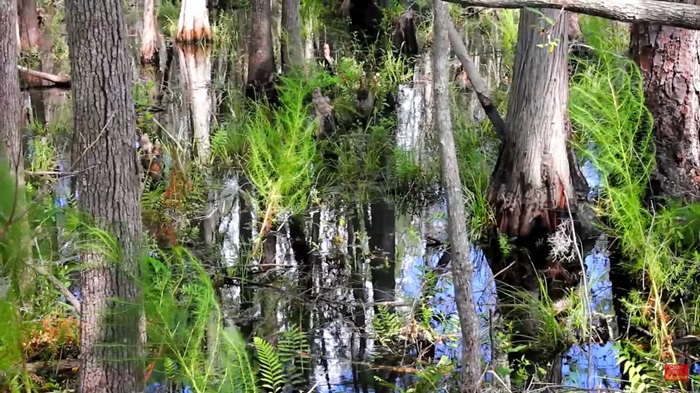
571,21,700,384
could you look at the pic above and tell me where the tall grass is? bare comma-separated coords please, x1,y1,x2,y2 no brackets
570,36,699,361
244,73,332,241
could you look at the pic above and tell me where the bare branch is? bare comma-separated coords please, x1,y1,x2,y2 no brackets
447,18,508,138
32,262,81,313
442,0,700,30
17,65,70,86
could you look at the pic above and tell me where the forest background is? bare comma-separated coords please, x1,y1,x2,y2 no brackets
1,0,700,392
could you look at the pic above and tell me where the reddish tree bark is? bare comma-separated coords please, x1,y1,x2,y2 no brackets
65,0,144,392
177,0,212,43
630,3,700,201
489,8,574,238
141,0,161,64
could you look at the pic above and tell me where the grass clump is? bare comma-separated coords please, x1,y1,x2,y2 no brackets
501,278,571,359
453,114,498,241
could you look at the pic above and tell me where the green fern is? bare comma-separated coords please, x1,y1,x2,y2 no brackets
410,357,455,393
617,345,657,393
253,337,285,393
372,305,402,345
277,325,310,388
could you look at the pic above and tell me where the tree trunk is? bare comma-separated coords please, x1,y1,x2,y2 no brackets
17,0,43,52
442,0,700,30
489,8,573,238
141,0,160,64
630,3,700,201
1,0,33,296
247,0,275,93
433,1,482,391
1,0,22,172
281,0,303,70
177,0,212,43
177,44,212,164
64,1,144,393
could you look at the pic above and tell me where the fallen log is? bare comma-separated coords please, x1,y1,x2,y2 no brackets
18,65,71,87
442,0,700,31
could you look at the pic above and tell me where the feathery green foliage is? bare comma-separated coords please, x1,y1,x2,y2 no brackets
572,29,700,365
253,337,285,393
0,160,32,392
245,73,332,221
142,247,221,393
570,45,680,359
220,329,259,393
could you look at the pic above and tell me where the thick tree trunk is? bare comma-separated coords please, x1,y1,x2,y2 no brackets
1,0,32,295
630,4,700,201
433,1,482,391
281,0,303,70
489,9,573,238
177,44,212,164
247,0,275,92
17,0,43,52
1,0,22,172
141,0,160,64
177,0,212,43
443,0,700,30
65,1,144,393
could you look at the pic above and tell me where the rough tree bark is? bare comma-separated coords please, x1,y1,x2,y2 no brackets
433,1,482,391
489,8,573,238
177,0,212,42
282,0,303,70
442,0,700,30
141,0,160,64
1,0,33,295
1,0,22,172
65,1,144,393
17,0,43,52
630,1,700,201
247,0,275,92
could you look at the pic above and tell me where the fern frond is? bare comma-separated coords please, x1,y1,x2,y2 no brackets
278,325,310,388
253,337,284,393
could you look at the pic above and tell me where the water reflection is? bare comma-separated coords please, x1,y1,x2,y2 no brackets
561,239,620,390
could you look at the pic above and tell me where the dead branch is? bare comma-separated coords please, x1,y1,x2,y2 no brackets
17,65,70,87
25,359,80,373
443,0,700,31
32,261,81,314
447,17,508,138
